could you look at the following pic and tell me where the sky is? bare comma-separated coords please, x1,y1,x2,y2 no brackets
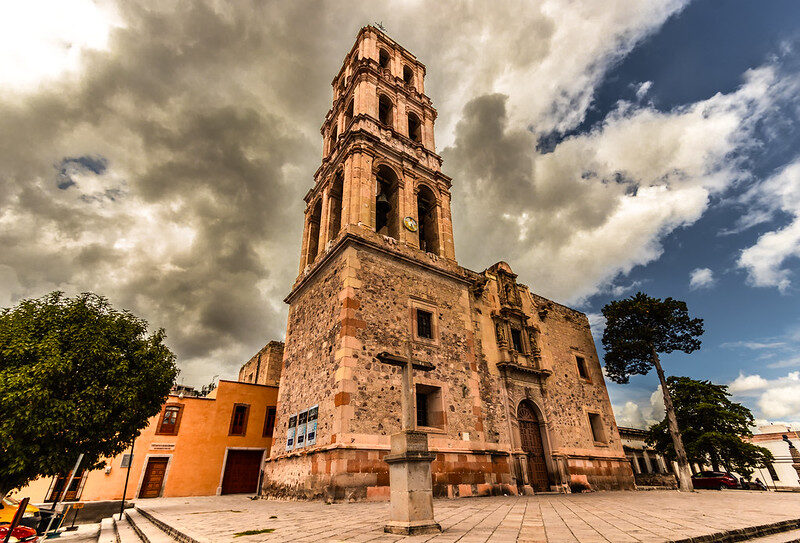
1,0,799,429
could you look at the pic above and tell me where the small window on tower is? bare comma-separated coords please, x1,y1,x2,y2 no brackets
344,100,354,128
588,412,606,443
415,384,444,429
416,309,433,340
576,356,589,380
510,328,523,353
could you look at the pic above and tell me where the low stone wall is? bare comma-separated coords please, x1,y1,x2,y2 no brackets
261,446,516,501
566,456,636,491
634,472,678,489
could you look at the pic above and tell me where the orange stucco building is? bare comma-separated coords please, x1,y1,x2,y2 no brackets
16,380,278,501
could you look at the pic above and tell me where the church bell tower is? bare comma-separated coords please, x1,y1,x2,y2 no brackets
297,26,456,273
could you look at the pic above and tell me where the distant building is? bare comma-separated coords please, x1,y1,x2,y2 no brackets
749,425,800,490
15,379,278,501
238,340,284,387
617,427,677,489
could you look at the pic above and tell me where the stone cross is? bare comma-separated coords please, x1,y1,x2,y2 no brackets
377,347,442,535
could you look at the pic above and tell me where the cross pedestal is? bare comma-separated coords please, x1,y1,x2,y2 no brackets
377,351,442,536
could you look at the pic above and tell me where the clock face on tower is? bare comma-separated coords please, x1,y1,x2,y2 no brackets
403,216,418,232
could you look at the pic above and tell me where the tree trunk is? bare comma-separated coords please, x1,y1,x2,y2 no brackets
652,345,694,491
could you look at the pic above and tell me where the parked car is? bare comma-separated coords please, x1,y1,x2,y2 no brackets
0,497,41,532
691,471,739,490
0,523,39,543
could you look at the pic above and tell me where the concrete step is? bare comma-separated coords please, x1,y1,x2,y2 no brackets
114,514,144,543
124,509,177,543
98,517,117,543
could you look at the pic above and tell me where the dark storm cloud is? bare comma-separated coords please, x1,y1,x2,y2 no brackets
8,0,750,384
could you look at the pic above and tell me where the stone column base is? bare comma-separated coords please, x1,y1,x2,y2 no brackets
384,520,442,535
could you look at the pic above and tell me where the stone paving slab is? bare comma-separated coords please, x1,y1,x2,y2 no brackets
137,490,800,543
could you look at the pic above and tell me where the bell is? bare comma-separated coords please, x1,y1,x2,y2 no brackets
376,192,391,213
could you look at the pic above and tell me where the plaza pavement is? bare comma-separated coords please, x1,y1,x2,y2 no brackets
137,490,800,543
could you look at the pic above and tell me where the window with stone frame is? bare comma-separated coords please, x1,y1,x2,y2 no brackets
263,406,277,437
576,356,590,381
156,404,183,436
588,412,606,444
510,327,524,353
229,403,250,436
415,384,444,429
416,309,433,340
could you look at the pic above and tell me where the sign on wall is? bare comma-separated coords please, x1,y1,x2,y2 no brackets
296,410,308,449
286,413,297,451
306,405,318,446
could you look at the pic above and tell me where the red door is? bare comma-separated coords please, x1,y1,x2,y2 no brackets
221,450,263,495
139,458,169,498
518,403,550,492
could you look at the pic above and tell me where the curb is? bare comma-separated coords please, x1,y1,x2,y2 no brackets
672,518,800,543
135,507,204,543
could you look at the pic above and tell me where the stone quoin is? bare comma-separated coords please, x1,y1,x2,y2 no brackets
256,25,635,501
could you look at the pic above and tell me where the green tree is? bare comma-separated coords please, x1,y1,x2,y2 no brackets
602,292,704,491
648,377,773,479
0,292,178,496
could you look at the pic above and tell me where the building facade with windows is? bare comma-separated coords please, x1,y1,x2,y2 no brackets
260,26,634,501
749,425,800,491
15,380,278,502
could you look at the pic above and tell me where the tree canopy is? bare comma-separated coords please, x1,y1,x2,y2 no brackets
648,376,773,478
0,292,178,495
602,292,704,384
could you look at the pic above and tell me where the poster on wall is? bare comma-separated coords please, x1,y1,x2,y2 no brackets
296,409,308,449
306,405,318,446
286,413,297,451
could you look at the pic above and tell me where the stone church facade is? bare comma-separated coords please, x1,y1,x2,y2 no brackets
260,26,634,500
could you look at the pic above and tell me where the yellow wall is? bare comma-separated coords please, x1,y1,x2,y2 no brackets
14,380,278,502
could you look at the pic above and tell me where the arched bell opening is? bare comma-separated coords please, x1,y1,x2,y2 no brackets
327,171,343,242
375,165,400,239
344,99,354,129
379,48,391,70
403,65,414,86
416,185,439,255
378,94,394,127
517,400,552,492
407,111,422,143
306,199,323,265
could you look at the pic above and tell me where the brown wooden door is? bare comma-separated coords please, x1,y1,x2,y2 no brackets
139,458,169,498
518,403,550,492
221,450,263,495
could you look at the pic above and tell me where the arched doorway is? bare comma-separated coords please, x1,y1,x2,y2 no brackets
518,401,550,491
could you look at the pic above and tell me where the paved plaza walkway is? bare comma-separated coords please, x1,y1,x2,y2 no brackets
138,490,800,543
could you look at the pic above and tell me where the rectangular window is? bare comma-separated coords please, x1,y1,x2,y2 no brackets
510,328,523,352
588,412,606,443
576,356,589,380
263,406,276,437
156,404,182,435
120,454,132,468
416,309,433,339
415,384,444,429
229,404,250,436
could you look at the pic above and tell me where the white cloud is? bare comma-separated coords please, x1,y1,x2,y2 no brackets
613,385,664,429
738,158,800,291
586,312,606,340
689,267,715,289
635,80,653,101
721,340,787,350
729,372,800,420
728,373,770,394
